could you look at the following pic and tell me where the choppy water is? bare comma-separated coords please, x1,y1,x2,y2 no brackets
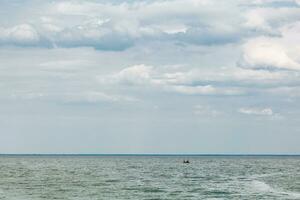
0,156,299,200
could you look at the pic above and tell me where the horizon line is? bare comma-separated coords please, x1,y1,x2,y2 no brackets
0,153,300,156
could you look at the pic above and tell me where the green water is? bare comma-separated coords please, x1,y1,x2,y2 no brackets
0,156,299,199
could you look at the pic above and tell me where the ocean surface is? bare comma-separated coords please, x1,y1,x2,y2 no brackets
0,155,299,200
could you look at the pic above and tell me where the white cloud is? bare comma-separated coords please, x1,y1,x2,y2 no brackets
102,61,300,97
0,0,245,50
238,107,273,115
244,7,300,33
1,0,300,103
112,64,154,85
240,22,300,71
240,2,300,71
0,0,298,52
104,64,250,95
0,24,40,45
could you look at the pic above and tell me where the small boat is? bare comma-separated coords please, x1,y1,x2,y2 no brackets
183,160,190,164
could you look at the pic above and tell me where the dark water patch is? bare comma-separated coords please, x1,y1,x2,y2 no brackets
167,190,182,195
188,188,204,193
122,187,142,191
105,179,120,183
142,187,165,193
203,190,233,196
91,182,108,186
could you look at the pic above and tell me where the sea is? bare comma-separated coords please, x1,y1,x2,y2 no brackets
0,155,299,200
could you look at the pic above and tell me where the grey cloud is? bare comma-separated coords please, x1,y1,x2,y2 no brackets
0,0,251,50
1,0,299,51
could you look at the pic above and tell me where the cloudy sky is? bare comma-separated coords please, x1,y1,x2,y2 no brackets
1,0,300,154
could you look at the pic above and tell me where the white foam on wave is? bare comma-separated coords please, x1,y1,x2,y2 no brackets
251,180,273,192
281,190,300,199
251,180,300,199
0,188,4,197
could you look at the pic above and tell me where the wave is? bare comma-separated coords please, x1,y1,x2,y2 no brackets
251,180,273,192
251,180,300,199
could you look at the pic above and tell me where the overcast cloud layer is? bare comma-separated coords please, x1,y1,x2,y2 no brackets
0,0,300,154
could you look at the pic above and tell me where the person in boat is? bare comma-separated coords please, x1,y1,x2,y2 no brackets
183,160,190,163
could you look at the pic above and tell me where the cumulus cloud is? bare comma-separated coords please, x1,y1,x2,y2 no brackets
239,0,300,71
97,55,300,98
244,7,300,33
239,22,300,71
107,63,300,90
112,64,154,85
102,65,254,96
0,0,298,53
241,34,300,70
1,0,300,103
0,0,246,50
0,24,41,46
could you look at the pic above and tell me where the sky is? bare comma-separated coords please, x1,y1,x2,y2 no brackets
0,0,300,154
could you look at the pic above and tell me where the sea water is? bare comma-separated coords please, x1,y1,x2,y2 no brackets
0,155,299,200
